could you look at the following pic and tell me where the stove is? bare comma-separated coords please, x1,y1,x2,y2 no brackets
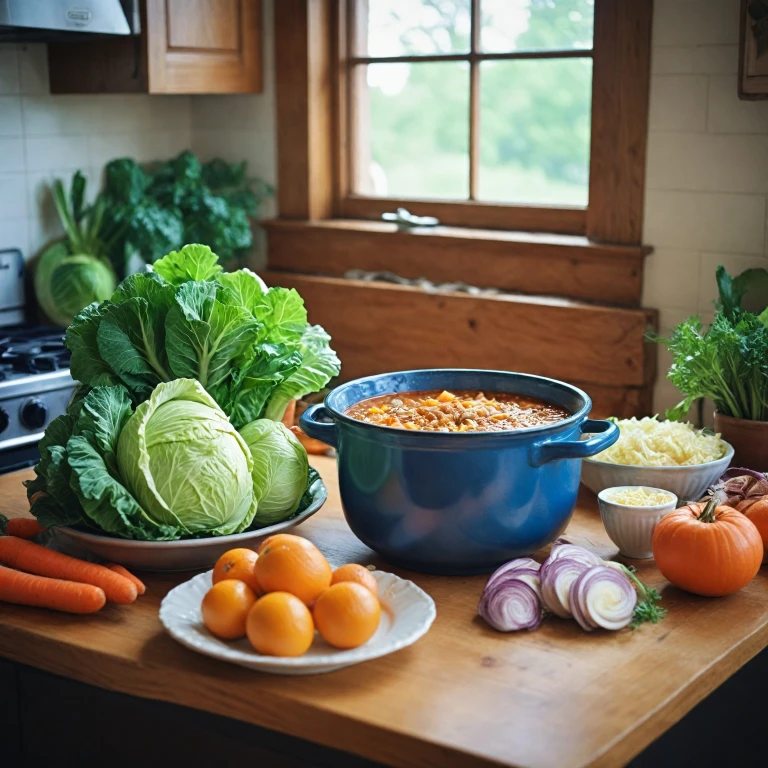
0,249,76,473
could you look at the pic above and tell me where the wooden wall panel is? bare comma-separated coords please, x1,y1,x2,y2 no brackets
264,272,657,396
274,0,334,218
265,219,647,306
587,0,653,244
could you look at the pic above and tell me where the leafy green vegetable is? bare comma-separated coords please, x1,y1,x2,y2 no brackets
617,564,667,629
64,244,340,426
27,244,337,541
264,325,343,422
658,266,768,422
240,419,309,524
34,173,119,327
100,152,272,276
117,379,256,536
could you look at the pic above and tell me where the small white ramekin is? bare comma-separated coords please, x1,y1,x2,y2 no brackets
597,486,678,559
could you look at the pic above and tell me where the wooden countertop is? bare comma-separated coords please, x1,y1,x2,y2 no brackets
2,456,768,768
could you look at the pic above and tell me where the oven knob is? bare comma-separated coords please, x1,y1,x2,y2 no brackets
21,399,48,430
0,407,8,434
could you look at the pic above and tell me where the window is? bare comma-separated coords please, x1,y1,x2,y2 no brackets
273,0,652,267
348,1,593,209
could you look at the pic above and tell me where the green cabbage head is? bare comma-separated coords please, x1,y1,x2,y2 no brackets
35,242,117,327
117,378,257,536
239,419,308,524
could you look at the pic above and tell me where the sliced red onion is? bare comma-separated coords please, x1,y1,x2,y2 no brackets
491,568,542,600
545,543,602,569
478,579,542,632
540,557,591,618
486,557,540,590
570,565,637,632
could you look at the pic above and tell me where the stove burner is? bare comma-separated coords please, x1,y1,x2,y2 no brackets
0,327,70,380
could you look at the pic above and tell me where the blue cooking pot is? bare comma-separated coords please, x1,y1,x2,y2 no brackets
300,370,618,575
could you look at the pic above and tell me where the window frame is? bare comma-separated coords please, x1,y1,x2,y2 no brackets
336,0,595,234
271,0,653,305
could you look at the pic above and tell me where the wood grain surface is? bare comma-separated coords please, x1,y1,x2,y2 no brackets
262,272,657,390
1,457,767,768
264,219,648,307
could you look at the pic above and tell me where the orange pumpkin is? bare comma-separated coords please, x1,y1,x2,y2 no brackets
652,497,762,596
736,497,768,563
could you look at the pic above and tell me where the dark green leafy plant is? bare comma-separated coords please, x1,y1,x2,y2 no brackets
657,266,768,422
101,151,272,277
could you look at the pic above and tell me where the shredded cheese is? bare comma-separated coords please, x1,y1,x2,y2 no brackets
593,417,725,467
606,487,675,507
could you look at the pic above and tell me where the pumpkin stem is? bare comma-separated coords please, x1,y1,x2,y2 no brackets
699,495,719,523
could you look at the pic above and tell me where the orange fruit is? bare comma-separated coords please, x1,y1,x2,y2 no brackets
212,548,260,593
255,534,332,605
313,582,381,650
331,564,378,597
201,579,257,640
246,592,315,657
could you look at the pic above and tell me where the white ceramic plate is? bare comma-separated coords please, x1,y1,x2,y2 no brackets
55,478,327,572
159,570,436,675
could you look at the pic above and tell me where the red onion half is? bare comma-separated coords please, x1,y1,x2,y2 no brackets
570,565,637,632
540,557,590,618
478,579,542,632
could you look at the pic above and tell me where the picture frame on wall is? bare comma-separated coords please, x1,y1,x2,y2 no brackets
740,0,768,99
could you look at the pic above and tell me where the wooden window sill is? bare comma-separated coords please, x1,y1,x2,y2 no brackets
263,218,651,307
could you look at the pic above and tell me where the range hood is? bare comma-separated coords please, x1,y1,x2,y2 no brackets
0,0,138,42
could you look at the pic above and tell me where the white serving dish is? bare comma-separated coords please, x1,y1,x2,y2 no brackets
597,486,677,559
56,479,327,572
159,569,436,675
581,441,734,502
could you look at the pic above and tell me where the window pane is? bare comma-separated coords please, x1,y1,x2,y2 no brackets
353,62,469,199
478,58,591,206
361,0,471,57
480,0,594,53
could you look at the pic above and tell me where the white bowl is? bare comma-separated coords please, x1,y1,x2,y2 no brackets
581,441,734,502
597,486,677,559
159,569,436,675
55,478,327,572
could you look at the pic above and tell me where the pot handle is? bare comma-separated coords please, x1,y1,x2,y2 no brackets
299,404,339,449
529,419,619,467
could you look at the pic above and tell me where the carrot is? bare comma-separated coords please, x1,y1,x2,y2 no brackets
106,564,146,596
0,538,137,604
6,518,47,540
0,564,106,614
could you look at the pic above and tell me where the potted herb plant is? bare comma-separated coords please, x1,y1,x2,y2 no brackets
659,266,768,469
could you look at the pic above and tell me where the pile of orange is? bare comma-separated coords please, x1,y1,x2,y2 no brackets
201,534,381,657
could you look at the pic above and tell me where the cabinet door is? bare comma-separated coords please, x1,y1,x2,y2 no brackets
146,0,262,93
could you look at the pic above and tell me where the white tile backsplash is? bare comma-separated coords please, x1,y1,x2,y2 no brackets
648,75,709,132
0,46,19,95
0,96,23,136
0,137,26,173
0,42,193,261
644,0,768,419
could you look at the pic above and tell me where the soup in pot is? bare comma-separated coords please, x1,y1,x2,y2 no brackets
344,389,569,433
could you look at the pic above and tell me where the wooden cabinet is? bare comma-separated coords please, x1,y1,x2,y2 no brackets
48,0,262,95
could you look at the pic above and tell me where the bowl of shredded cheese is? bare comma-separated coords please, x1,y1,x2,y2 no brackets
597,486,678,559
582,417,733,501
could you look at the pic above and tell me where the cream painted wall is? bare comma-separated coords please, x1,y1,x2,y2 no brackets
642,0,768,422
0,44,192,260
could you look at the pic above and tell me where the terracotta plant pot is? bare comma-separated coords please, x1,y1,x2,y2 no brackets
714,412,768,470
